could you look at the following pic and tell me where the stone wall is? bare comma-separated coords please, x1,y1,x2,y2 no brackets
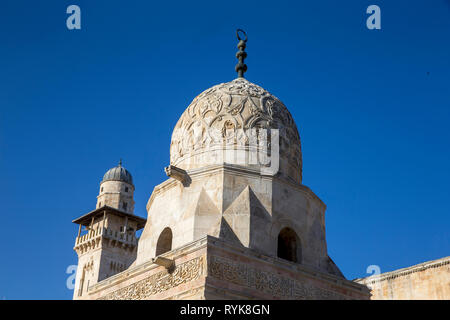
136,164,335,275
88,237,209,300
204,236,369,300
355,256,450,300
86,236,370,300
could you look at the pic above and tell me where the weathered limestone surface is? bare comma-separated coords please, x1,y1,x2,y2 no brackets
89,237,208,300
136,164,341,277
204,237,368,299
355,256,450,300
86,236,370,300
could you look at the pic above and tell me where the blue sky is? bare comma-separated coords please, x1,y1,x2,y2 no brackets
0,0,449,299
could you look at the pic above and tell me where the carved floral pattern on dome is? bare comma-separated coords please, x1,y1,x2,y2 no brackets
170,78,302,181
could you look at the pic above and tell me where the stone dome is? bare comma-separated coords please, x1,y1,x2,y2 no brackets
170,78,302,183
102,162,133,185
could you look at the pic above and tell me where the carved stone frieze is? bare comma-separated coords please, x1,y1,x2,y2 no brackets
99,256,205,300
96,253,361,300
208,256,349,300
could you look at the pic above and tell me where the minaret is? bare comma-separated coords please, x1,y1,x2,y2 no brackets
72,161,146,299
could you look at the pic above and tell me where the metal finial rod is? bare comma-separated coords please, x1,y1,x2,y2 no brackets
119,159,122,167
235,29,248,78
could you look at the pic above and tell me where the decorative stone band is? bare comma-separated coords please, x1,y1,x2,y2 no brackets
89,237,208,299
93,236,368,300
355,256,450,286
98,256,206,300
97,254,362,300
208,256,349,299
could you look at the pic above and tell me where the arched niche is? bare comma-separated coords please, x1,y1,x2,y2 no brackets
155,227,173,256
277,227,302,263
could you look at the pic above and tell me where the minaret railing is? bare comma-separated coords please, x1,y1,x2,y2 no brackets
75,227,138,247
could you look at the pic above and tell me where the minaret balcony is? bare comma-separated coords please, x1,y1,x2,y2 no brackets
74,227,138,251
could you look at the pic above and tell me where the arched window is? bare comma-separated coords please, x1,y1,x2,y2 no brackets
155,227,172,256
277,227,301,263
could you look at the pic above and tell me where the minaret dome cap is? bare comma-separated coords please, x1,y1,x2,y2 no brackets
101,160,133,185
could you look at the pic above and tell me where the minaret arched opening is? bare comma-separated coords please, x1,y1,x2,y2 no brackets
156,227,173,256
277,227,301,263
